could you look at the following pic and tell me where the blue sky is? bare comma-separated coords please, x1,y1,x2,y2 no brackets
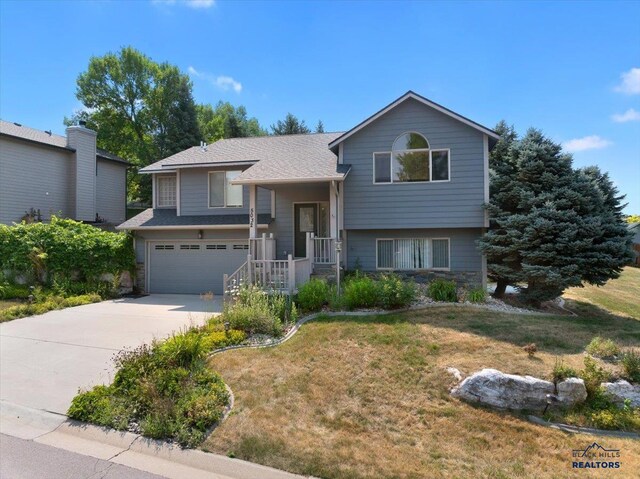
1,0,639,213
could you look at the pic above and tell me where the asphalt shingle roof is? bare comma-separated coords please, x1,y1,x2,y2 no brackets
117,208,273,230
140,132,349,183
0,119,130,166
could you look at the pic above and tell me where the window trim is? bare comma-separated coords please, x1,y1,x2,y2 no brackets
375,237,451,271
156,175,177,208
208,170,244,209
372,148,451,185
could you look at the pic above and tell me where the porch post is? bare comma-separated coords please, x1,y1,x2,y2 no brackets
329,181,338,238
249,184,257,239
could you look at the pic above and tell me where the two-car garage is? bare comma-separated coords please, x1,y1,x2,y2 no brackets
147,240,249,294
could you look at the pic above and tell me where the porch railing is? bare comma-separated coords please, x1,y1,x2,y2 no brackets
312,236,336,264
223,233,336,299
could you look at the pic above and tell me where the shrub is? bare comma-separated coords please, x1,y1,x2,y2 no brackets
0,217,135,283
69,323,240,448
579,356,611,398
343,275,379,310
377,273,416,309
0,281,30,299
160,330,208,368
466,286,486,303
0,293,101,322
223,286,284,336
552,358,578,383
621,349,640,383
201,329,247,351
67,385,128,430
427,279,457,302
295,279,330,312
51,276,116,298
585,337,620,359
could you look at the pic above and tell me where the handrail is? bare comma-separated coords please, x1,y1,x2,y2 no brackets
313,237,336,264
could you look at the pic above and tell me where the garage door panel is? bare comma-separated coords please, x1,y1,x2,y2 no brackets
149,241,248,294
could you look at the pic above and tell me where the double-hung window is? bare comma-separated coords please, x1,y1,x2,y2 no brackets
156,175,176,208
209,171,243,208
377,238,450,270
374,132,450,183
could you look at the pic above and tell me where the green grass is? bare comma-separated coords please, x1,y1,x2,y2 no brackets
564,266,640,320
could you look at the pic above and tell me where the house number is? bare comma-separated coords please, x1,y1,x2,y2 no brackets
249,208,255,228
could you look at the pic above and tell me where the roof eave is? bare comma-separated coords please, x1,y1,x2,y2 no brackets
328,91,500,151
231,175,349,186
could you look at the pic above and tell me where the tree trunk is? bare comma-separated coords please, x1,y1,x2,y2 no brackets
493,279,508,298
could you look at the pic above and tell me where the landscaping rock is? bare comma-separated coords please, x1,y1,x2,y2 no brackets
602,380,640,408
446,367,463,382
556,378,587,406
451,368,555,411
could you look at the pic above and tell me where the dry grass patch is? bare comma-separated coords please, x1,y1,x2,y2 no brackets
564,267,640,320
204,308,640,479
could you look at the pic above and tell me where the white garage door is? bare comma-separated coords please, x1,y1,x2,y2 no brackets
148,241,249,294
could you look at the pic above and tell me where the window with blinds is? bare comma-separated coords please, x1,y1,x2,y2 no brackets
376,238,449,270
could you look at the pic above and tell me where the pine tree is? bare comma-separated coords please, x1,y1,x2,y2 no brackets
315,120,325,133
479,125,632,305
270,113,310,135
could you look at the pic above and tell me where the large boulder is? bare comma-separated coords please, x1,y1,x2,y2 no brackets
556,378,587,407
602,380,640,408
451,368,555,410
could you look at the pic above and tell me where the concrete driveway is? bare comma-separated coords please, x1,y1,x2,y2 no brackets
0,294,221,415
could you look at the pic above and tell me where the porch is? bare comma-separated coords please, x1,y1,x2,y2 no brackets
223,232,338,297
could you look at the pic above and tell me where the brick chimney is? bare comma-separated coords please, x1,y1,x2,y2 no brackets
66,125,97,221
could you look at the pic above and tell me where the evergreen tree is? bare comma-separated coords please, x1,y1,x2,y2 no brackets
315,120,325,133
479,125,632,305
270,113,310,135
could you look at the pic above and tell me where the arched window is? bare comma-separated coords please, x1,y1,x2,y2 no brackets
373,131,450,183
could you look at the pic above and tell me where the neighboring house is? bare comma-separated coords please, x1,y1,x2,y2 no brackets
630,222,640,266
0,120,129,226
118,91,499,295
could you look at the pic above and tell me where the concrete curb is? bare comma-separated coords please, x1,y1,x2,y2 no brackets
32,420,307,479
527,415,640,439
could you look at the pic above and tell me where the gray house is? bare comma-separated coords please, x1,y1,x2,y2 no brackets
0,120,129,226
118,91,499,294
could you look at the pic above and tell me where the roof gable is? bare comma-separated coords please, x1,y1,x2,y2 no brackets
328,91,500,152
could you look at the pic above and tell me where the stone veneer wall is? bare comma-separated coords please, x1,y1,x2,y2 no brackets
396,270,483,288
135,263,146,293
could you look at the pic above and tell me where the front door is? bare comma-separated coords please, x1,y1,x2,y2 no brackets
294,203,317,258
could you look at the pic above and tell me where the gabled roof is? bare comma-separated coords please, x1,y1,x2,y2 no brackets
140,132,345,174
0,119,130,166
116,208,272,230
328,91,500,153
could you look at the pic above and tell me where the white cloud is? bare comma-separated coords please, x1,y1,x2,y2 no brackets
152,0,215,9
614,67,640,95
612,108,640,123
187,66,242,93
563,135,612,152
214,76,242,93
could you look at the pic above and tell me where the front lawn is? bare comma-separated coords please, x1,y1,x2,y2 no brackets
205,307,640,479
564,266,640,320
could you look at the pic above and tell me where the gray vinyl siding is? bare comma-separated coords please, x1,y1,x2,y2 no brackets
96,158,126,224
0,137,73,224
345,228,483,273
178,167,271,216
66,127,96,221
342,98,486,229
271,183,329,259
